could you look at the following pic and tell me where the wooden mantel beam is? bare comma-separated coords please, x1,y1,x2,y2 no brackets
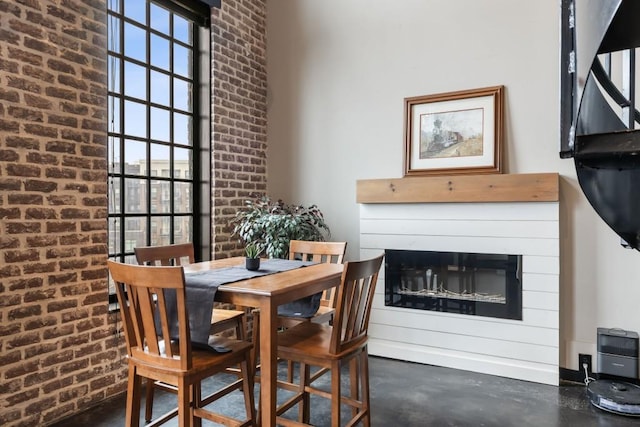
356,173,559,204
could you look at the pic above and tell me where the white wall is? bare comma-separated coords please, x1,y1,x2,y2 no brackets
265,0,640,372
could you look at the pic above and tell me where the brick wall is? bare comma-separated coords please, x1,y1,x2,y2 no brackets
0,0,123,425
0,0,268,425
211,0,268,258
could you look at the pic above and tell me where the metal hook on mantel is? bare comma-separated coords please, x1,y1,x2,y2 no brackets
389,183,396,192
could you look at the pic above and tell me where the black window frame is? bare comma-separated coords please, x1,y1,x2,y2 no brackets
106,0,212,303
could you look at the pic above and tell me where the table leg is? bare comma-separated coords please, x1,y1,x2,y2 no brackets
259,300,277,426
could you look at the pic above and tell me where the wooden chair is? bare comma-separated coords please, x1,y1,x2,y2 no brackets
108,260,256,427
134,243,247,423
274,240,346,383
274,254,384,426
279,240,347,328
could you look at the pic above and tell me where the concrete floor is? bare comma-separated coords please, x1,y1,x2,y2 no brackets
51,356,639,426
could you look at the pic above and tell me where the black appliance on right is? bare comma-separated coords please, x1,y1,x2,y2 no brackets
561,0,640,416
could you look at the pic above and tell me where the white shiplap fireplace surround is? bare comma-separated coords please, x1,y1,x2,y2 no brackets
357,173,560,385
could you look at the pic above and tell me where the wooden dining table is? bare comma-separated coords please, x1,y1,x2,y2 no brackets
183,256,344,427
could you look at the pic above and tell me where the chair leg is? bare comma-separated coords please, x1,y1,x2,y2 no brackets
361,348,371,427
287,360,296,383
249,311,261,426
238,306,247,340
126,365,142,427
145,380,155,422
250,310,260,379
350,356,359,419
192,383,202,427
177,377,190,427
240,357,256,425
331,360,341,427
298,362,310,423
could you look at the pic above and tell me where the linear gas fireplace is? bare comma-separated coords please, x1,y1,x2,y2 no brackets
385,249,523,320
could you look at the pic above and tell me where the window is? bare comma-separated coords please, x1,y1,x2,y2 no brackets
107,0,211,300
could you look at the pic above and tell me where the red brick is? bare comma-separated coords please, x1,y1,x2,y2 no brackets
24,368,56,387
48,272,78,285
41,349,74,368
5,388,40,406
9,47,43,67
0,58,19,73
0,87,20,103
23,289,56,302
0,349,22,365
45,167,77,179
23,123,58,137
5,249,40,263
5,135,40,149
23,93,52,109
0,409,21,426
45,86,77,100
6,331,40,349
60,49,88,66
24,317,57,331
43,324,74,339
47,195,77,206
24,36,57,56
59,279,89,295
59,357,89,374
25,207,56,219
0,239,20,253
24,179,57,192
61,309,89,323
5,222,42,234
0,265,22,278
46,4,77,24
8,277,43,291
24,395,56,416
0,118,20,132
25,10,56,30
46,247,77,258
23,262,57,274
58,74,88,91
59,233,89,244
62,155,91,169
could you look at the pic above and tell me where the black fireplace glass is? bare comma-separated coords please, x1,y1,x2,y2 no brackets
385,249,522,320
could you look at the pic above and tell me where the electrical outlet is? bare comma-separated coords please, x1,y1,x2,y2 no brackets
579,353,592,377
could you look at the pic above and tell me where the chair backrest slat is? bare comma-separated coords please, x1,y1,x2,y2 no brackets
288,240,347,308
108,260,191,371
135,242,195,266
330,254,384,355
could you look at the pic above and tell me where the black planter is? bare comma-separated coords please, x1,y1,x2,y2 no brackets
245,257,260,271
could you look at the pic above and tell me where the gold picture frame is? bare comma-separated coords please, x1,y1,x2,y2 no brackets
403,86,504,176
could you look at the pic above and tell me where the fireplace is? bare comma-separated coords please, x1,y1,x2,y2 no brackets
385,249,522,320
357,173,560,385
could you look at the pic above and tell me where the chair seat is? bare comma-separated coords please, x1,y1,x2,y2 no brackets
210,308,245,334
310,306,334,324
277,306,335,329
277,322,368,363
136,339,253,377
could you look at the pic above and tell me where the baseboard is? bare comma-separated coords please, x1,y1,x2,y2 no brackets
368,339,559,385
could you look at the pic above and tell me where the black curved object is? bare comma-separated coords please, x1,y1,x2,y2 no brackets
561,0,640,250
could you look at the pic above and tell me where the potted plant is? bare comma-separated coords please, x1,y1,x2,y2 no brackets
244,241,263,271
233,195,331,259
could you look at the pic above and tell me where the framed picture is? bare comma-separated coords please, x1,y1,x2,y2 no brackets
403,86,504,176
